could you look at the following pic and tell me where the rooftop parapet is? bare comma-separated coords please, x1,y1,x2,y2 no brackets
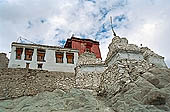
76,51,105,67
11,42,79,52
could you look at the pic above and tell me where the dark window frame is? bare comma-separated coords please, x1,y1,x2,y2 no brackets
56,52,64,63
16,48,23,60
37,49,46,62
37,63,43,68
66,53,74,64
25,48,34,61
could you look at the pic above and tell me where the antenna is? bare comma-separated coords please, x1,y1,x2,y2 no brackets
110,16,117,37
16,36,35,44
16,36,21,42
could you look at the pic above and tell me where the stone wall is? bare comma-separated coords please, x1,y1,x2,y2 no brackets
140,47,167,68
75,65,107,90
98,36,168,98
0,53,9,68
76,51,104,66
98,59,154,96
99,62,170,112
105,37,141,62
105,36,167,68
75,51,107,90
0,68,75,100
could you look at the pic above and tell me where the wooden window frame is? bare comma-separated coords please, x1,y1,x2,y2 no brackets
16,48,23,60
25,48,34,61
56,52,64,63
37,49,46,62
66,53,74,64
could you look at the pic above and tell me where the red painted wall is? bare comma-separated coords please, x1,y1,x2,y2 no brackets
65,37,101,59
91,44,101,58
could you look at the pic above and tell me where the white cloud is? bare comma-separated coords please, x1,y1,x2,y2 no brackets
0,0,170,67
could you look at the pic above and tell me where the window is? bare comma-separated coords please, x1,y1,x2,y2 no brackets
26,63,30,69
38,63,43,68
37,49,45,62
66,53,74,64
85,48,90,52
56,52,63,63
85,42,92,52
25,48,33,61
16,48,23,60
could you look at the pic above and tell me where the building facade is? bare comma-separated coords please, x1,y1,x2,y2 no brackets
64,37,101,58
8,42,79,72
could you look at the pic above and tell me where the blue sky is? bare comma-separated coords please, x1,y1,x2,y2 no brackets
0,0,170,67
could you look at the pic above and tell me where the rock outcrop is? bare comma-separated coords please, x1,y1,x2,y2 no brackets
97,36,170,112
0,88,112,112
0,53,9,69
98,67,170,112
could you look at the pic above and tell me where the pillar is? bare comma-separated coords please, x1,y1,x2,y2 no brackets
32,48,37,62
8,46,16,68
21,48,25,60
63,51,67,64
11,46,16,61
74,52,78,65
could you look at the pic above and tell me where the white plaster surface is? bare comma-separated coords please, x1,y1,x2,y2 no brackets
8,43,79,73
148,56,167,68
107,51,144,66
78,65,107,72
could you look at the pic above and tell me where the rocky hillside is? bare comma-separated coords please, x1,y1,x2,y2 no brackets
97,36,170,112
0,88,112,112
0,67,170,112
99,67,170,112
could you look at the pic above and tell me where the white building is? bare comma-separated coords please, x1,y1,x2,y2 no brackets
8,42,79,73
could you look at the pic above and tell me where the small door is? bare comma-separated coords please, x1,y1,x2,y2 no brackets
26,63,30,69
38,63,43,69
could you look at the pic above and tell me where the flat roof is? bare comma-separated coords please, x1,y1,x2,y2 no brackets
12,42,79,52
69,37,99,44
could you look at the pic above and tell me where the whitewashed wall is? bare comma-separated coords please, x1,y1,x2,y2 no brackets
8,44,79,73
107,51,144,66
147,56,167,68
